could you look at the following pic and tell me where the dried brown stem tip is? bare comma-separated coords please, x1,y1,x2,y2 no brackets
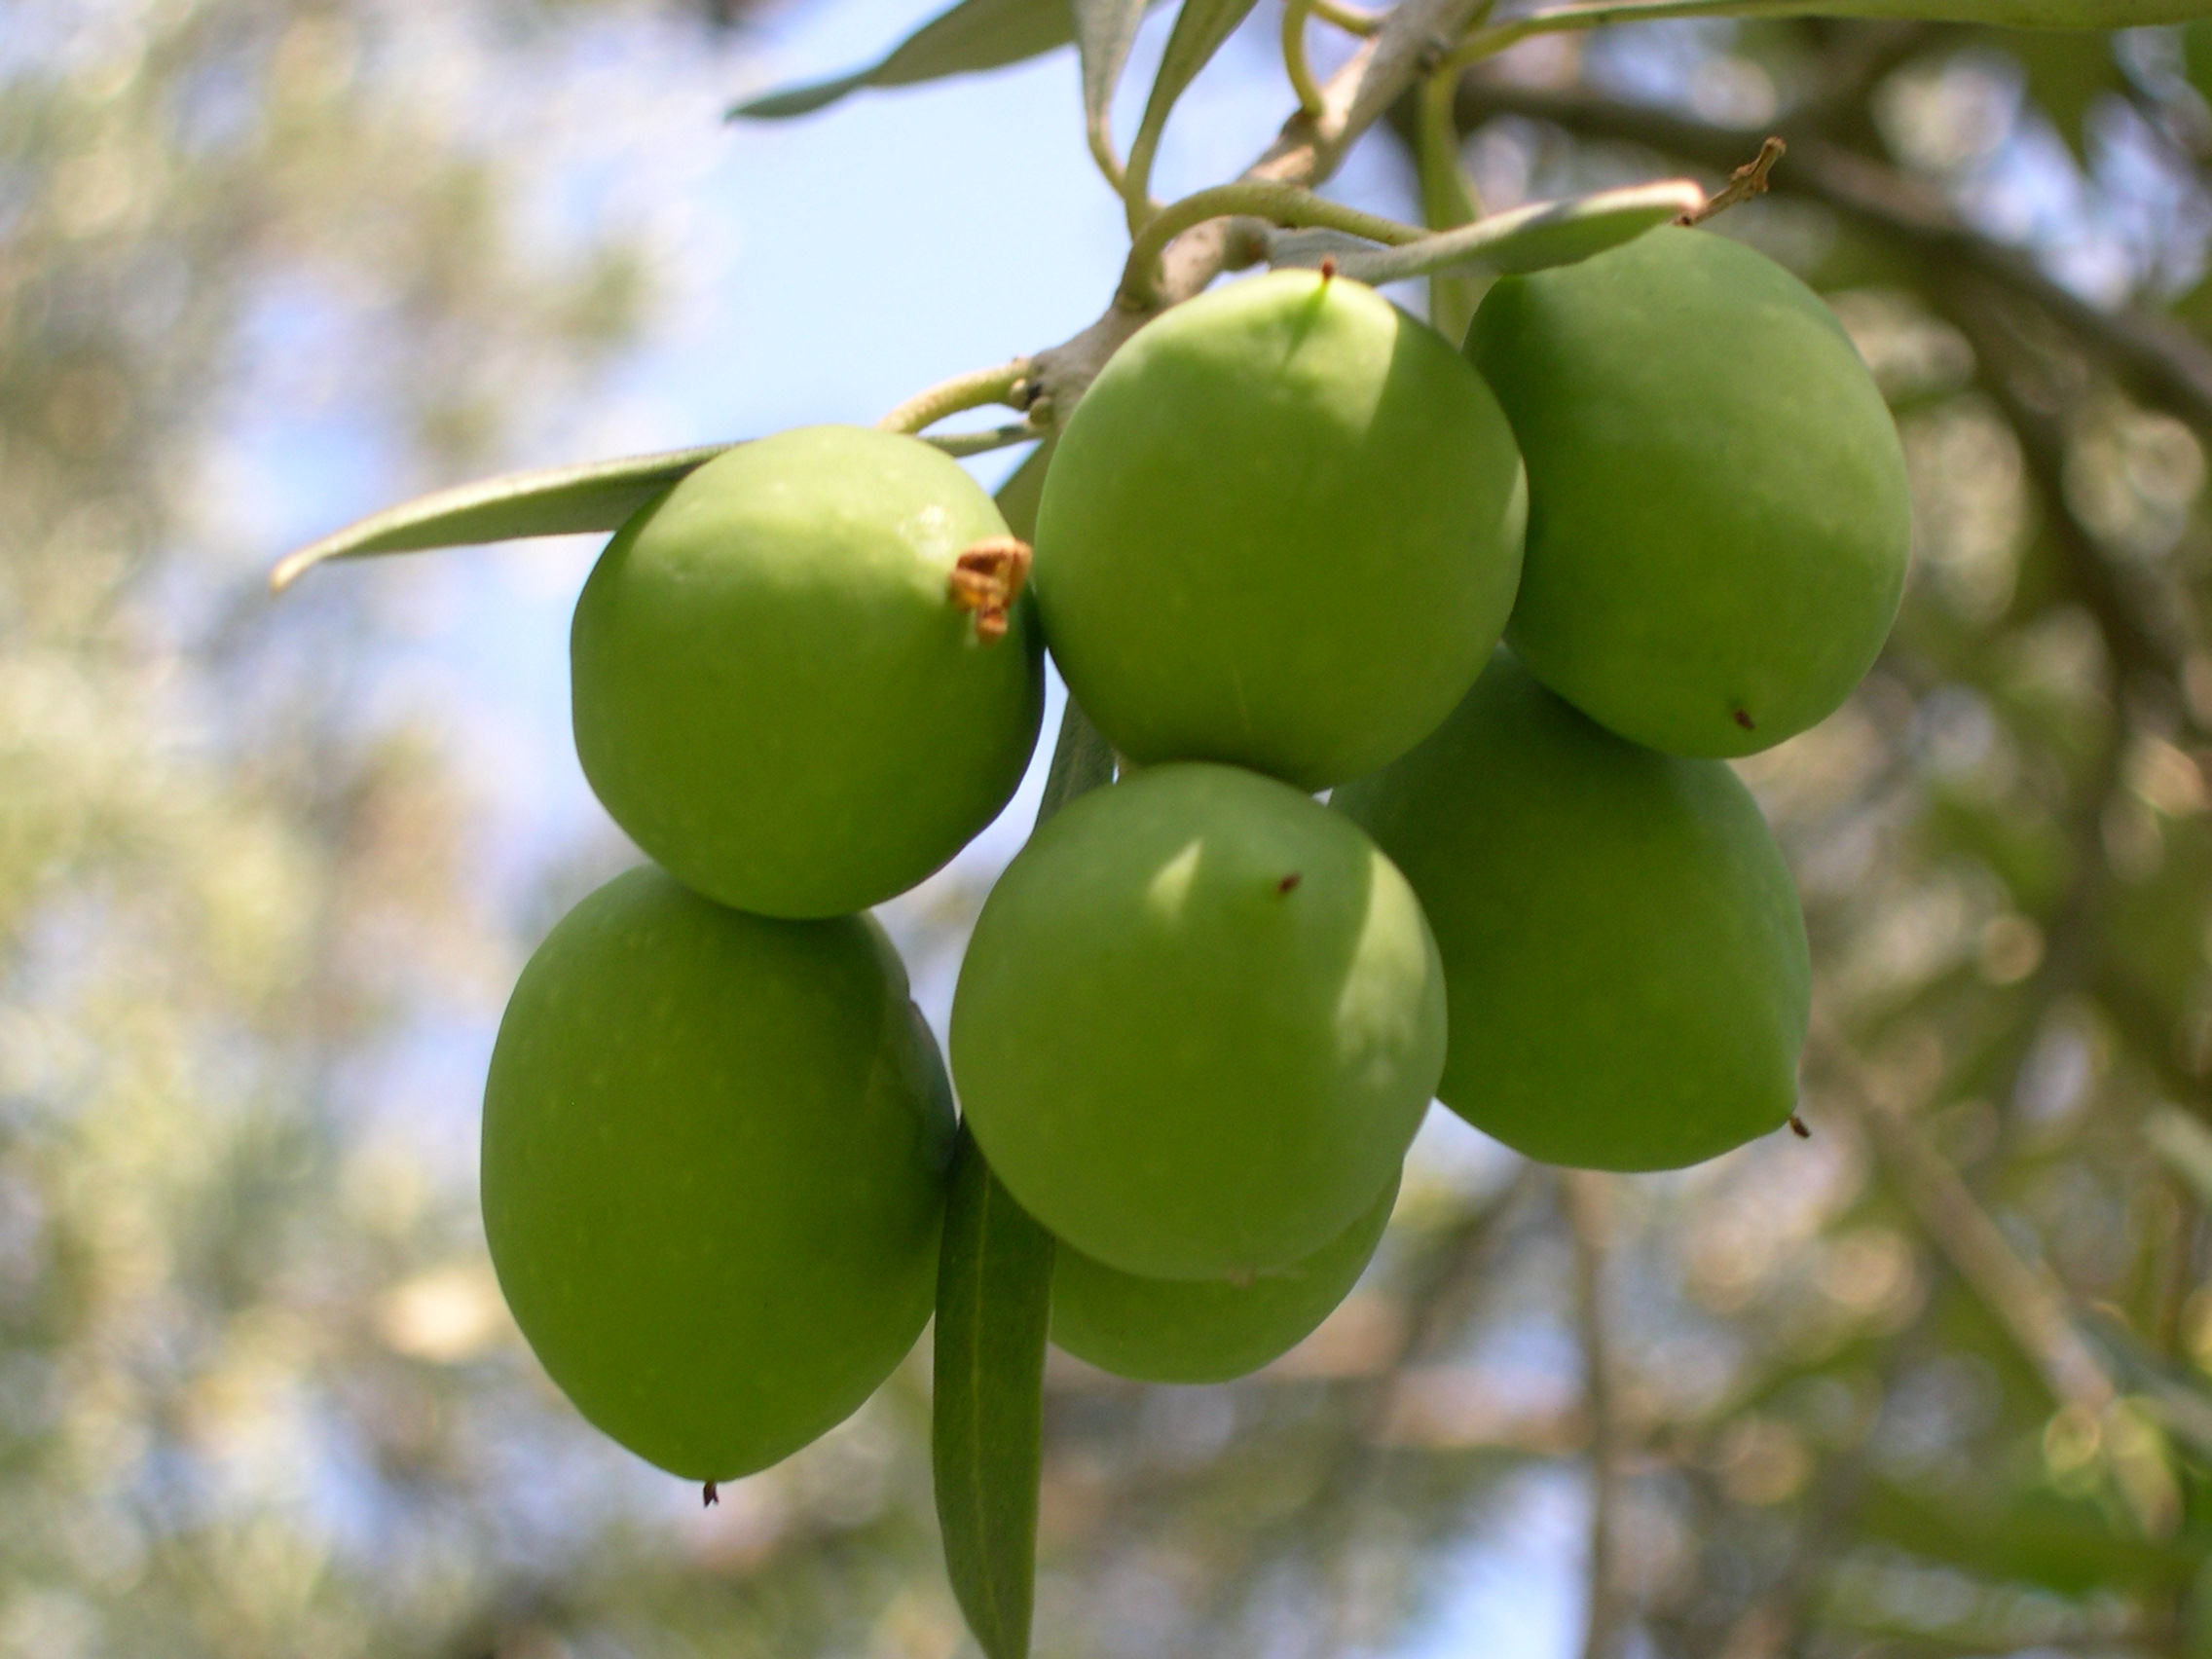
1678,136,1786,227
946,537,1033,643
1318,256,1338,281
1789,1114,1811,1140
703,1481,719,1506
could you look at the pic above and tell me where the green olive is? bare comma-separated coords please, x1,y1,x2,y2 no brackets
572,425,1045,918
1034,271,1526,791
951,761,1444,1279
1334,654,1810,1171
1051,1168,1398,1383
481,866,955,1480
1466,226,1910,758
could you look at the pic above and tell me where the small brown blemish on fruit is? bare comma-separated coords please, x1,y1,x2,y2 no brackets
1788,1114,1810,1139
1733,709,1756,731
703,1482,720,1506
946,536,1033,644
1276,872,1303,895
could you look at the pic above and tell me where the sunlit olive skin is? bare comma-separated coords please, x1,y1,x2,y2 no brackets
572,426,1045,918
951,761,1444,1280
1334,654,1810,1172
1051,1169,1398,1384
1466,227,1910,758
481,866,955,1481
1034,272,1526,791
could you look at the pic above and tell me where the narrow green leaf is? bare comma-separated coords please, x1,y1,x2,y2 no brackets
1999,27,2125,163
1075,0,1151,171
729,0,1075,121
1269,180,1704,287
730,71,873,119
933,1129,1054,1659
1036,694,1117,819
269,442,732,591
991,438,1054,542
1123,0,1265,208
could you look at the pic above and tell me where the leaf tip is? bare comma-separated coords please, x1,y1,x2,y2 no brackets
269,550,314,594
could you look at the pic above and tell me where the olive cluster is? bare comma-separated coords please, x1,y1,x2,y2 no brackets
481,226,1911,1485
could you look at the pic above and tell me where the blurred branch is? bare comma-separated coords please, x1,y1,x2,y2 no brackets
1564,1170,1627,1659
1814,1027,2119,1418
1382,1163,1549,1379
1305,1164,1550,1657
1446,81,2212,440
1934,275,2192,683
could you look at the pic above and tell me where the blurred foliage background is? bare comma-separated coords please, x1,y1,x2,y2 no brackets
7,2,2212,1656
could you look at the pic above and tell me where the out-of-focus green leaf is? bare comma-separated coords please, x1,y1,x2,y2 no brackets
1123,0,1265,208
2189,1556,2212,1659
2187,20,2212,109
1076,0,1152,173
1993,28,2125,163
269,443,731,590
730,0,1076,119
1269,180,1704,285
1858,1480,2202,1596
934,1129,1054,1659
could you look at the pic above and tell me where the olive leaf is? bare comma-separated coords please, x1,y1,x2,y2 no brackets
991,438,1055,543
928,440,1104,1659
933,1129,1055,1659
1267,179,1704,286
269,443,732,591
1123,0,1265,209
1074,0,1153,175
730,0,1076,120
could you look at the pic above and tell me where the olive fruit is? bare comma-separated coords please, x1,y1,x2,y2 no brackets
572,425,1045,918
1033,271,1526,791
481,866,955,1481
1334,654,1809,1172
950,761,1444,1280
1466,226,1910,758
1051,1168,1398,1384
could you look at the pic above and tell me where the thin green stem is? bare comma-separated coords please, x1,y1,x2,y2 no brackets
1417,69,1484,343
1087,113,1127,194
877,358,1032,436
1281,0,1328,118
1118,181,1424,311
923,422,1045,460
1309,0,1383,33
